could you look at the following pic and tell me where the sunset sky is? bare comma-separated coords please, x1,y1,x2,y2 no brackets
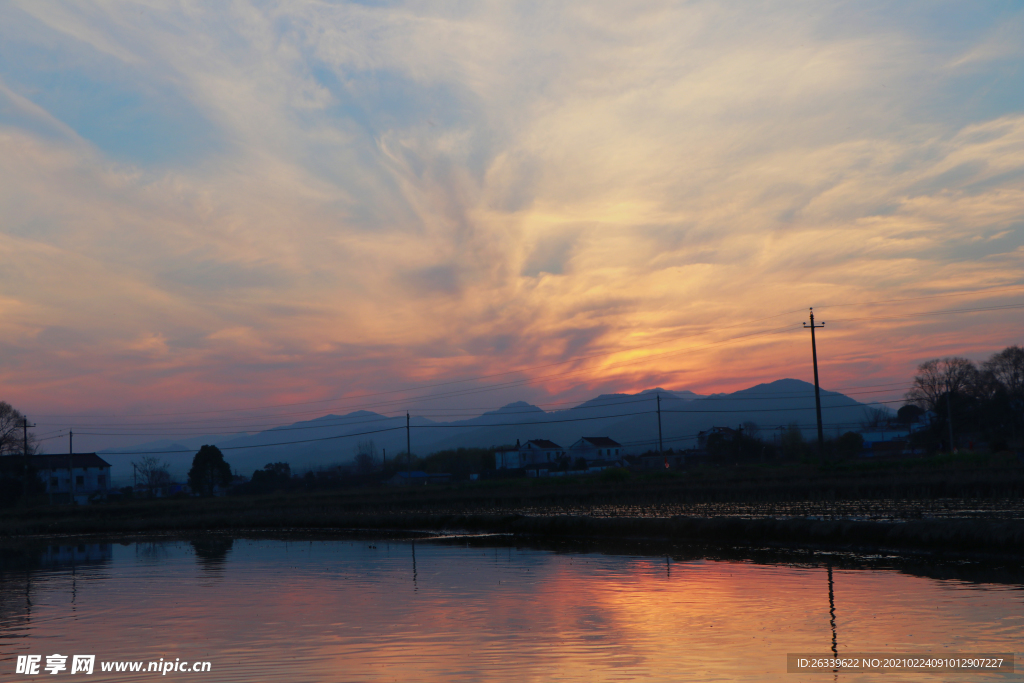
1,2,1023,448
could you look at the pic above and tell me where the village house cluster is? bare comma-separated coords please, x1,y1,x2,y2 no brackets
494,437,624,476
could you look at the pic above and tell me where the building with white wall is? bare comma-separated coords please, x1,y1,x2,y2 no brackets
495,439,566,469
30,453,112,504
567,437,622,463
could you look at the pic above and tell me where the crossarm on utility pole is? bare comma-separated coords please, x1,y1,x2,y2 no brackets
803,309,826,459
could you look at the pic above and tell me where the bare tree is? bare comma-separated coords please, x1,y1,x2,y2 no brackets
0,402,36,457
985,345,1024,398
353,440,378,474
905,357,979,410
354,453,377,474
779,423,806,457
133,456,171,496
741,421,760,438
860,407,892,431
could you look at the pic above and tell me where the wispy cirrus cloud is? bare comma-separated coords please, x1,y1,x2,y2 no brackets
0,1,1022,444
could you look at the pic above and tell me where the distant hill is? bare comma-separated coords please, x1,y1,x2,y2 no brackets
98,380,889,478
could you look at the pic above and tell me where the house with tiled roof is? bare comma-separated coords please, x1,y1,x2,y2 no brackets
568,437,622,464
29,453,112,504
495,439,566,470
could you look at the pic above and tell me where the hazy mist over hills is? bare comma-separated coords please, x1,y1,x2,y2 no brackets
95,379,889,482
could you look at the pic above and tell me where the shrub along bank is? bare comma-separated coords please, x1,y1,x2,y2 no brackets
1,453,1022,558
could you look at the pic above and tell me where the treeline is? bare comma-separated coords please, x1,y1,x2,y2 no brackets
693,345,1024,460
236,446,506,495
903,346,1024,452
694,424,866,462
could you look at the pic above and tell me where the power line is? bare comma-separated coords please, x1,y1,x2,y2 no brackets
37,384,910,435
102,425,406,456
827,302,1024,324
28,282,1022,446
31,310,809,420
34,381,912,433
661,398,907,413
78,399,908,450
817,283,1024,310
34,288,1020,430
49,281,1005,423
36,320,802,429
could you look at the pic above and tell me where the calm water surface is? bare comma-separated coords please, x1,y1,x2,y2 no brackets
1,537,1021,682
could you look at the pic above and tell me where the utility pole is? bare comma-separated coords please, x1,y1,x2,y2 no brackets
946,391,955,453
69,431,74,503
23,417,30,496
406,412,411,458
656,393,664,453
803,308,826,458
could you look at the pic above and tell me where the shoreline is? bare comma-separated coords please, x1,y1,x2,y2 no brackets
4,459,1023,561
3,509,1023,562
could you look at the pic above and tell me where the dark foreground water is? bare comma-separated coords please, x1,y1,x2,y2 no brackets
1,536,1021,682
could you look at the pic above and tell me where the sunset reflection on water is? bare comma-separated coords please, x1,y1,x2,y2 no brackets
1,538,1020,682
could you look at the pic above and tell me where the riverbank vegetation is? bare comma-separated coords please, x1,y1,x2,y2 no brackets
2,451,1022,557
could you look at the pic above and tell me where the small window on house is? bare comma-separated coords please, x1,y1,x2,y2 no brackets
76,475,84,486
98,475,106,489
50,477,58,487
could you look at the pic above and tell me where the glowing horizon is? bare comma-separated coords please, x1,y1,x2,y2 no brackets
1,2,1022,449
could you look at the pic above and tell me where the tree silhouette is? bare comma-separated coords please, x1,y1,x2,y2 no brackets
860,407,892,431
905,357,979,411
985,345,1024,399
248,462,292,493
188,445,232,496
0,402,36,457
132,456,171,496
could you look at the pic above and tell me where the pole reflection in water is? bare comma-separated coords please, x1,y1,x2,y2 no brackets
2,539,1022,683
411,540,418,590
828,564,838,681
828,564,837,658
0,543,112,646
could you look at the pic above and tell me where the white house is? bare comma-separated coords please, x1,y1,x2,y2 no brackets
495,439,566,469
40,543,113,567
30,453,112,504
567,437,622,463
